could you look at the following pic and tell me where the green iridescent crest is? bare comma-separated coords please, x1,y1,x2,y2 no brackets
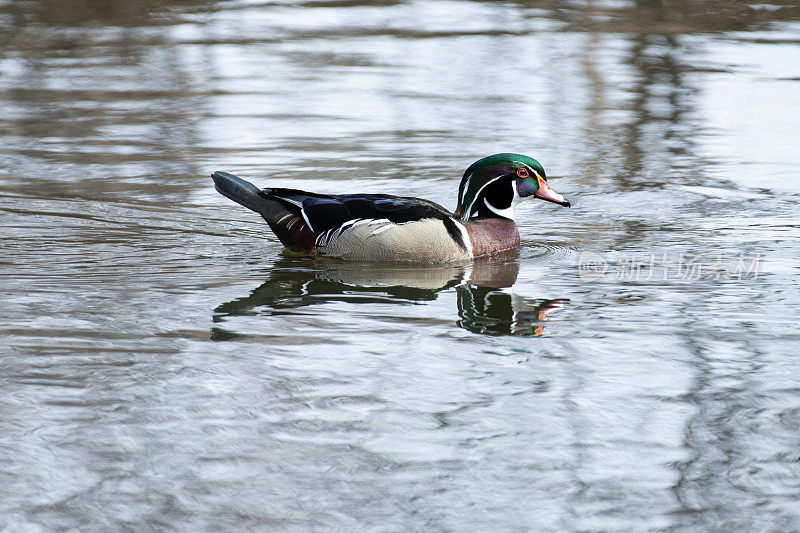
455,153,546,219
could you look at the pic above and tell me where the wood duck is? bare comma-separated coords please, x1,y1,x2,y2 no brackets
212,153,570,262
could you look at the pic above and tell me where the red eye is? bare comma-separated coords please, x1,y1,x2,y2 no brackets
516,168,529,178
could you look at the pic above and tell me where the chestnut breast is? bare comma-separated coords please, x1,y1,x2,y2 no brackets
464,218,520,257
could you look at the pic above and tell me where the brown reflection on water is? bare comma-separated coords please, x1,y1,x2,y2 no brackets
1,0,198,26
0,0,211,201
517,0,800,33
578,17,705,192
621,33,694,181
211,257,567,339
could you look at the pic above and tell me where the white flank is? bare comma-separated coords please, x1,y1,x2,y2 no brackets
316,218,471,262
336,219,358,232
370,224,395,236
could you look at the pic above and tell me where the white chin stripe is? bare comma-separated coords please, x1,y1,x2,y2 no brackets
484,197,515,220
480,185,521,220
467,177,524,220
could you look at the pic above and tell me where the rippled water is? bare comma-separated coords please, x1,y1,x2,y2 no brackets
2,0,800,530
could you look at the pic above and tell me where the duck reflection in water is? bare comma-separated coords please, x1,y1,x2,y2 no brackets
212,256,567,339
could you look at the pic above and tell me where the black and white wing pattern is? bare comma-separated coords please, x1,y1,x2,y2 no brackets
260,189,469,258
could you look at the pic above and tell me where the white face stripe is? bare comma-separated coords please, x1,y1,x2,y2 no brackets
511,160,543,180
462,176,502,220
459,171,474,209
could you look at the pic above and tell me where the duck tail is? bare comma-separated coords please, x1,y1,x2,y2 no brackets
211,171,316,253
212,171,270,216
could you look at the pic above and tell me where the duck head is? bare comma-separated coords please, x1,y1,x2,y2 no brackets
454,153,570,220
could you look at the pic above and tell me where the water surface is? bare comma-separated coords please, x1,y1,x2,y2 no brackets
1,0,799,530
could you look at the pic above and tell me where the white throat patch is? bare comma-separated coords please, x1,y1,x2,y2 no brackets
479,184,522,220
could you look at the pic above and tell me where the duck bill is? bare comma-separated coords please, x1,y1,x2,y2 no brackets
534,182,571,207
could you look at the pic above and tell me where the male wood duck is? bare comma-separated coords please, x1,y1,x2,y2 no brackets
212,153,570,262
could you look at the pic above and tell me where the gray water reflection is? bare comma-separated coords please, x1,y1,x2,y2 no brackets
212,257,568,339
2,0,800,530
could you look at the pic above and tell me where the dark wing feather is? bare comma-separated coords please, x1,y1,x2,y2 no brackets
261,189,466,251
300,197,352,232
338,194,454,225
